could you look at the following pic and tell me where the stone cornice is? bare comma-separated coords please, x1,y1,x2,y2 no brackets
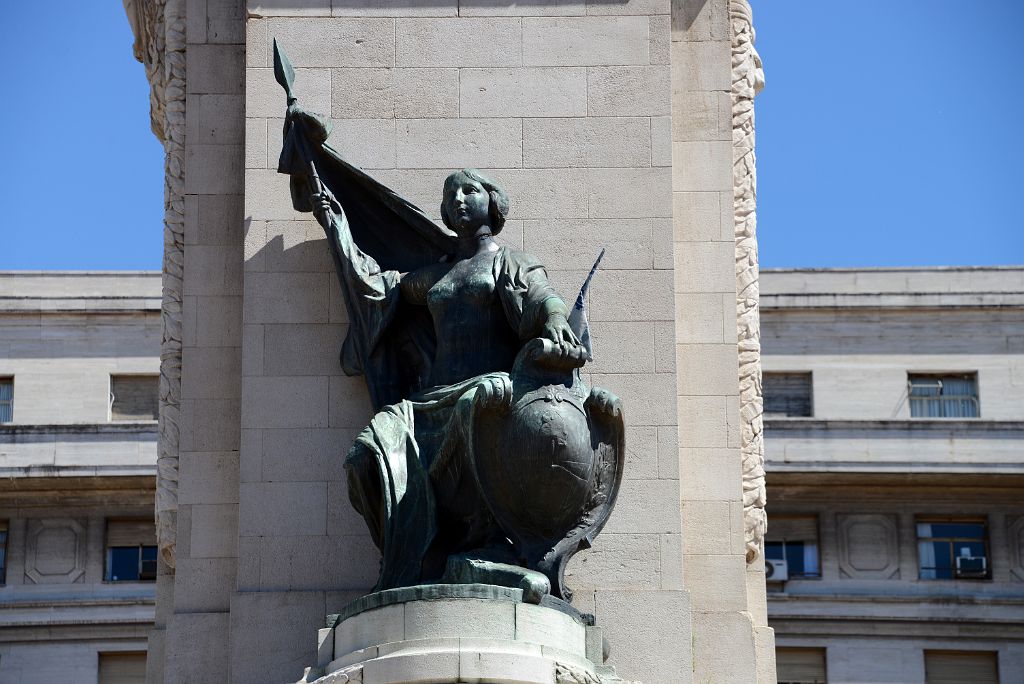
0,422,158,436
764,418,1024,434
761,291,1024,310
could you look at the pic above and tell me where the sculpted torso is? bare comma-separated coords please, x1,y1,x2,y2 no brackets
421,252,519,386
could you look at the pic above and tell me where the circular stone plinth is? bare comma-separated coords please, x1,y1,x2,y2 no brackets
328,583,592,628
310,585,604,684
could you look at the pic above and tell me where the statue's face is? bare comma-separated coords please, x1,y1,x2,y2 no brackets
445,174,490,235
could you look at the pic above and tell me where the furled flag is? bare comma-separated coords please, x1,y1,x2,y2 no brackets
568,248,605,362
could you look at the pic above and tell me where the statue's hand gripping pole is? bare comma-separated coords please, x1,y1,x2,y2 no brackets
273,38,339,225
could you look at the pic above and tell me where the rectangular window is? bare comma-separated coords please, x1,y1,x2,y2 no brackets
924,650,998,684
98,652,147,684
763,372,813,417
0,377,12,423
105,520,158,582
908,373,979,418
765,515,821,579
109,375,159,421
777,647,827,684
917,517,990,580
0,520,7,584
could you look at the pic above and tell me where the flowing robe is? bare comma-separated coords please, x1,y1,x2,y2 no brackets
322,208,564,590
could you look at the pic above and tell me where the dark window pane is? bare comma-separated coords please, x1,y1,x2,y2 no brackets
956,541,986,557
765,542,785,560
140,545,158,580
0,379,12,424
109,547,141,582
932,543,954,579
99,652,147,684
763,373,813,417
784,542,806,576
110,376,159,421
929,523,985,539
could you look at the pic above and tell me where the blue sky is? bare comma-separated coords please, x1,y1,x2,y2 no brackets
0,1,1021,269
754,0,1024,267
0,2,164,270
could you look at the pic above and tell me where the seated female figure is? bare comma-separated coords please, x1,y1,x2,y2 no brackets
311,167,622,602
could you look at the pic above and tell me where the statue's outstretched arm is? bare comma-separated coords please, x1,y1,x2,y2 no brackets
310,187,392,299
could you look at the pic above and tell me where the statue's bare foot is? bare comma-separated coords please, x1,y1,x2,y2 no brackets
441,555,551,604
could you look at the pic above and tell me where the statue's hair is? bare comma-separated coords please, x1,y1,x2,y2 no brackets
440,169,510,235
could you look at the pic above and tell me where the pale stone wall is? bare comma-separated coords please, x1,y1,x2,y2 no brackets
0,274,159,681
768,490,1024,684
0,496,157,665
0,272,161,425
762,268,1024,684
671,0,773,681
241,2,689,681
137,0,776,680
774,637,1024,684
149,0,247,681
761,268,1024,422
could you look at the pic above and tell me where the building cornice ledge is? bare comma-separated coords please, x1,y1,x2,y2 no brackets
0,423,158,436
764,418,1024,433
761,292,1024,310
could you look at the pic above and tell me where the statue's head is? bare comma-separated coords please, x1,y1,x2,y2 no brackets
440,169,510,236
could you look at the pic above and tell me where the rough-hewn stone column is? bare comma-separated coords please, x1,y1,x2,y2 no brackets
671,0,774,680
123,0,185,572
731,0,765,568
731,2,776,680
124,1,187,681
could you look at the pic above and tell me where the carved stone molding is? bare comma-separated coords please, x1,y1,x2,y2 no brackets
837,514,901,580
123,0,185,569
25,519,86,584
730,0,766,564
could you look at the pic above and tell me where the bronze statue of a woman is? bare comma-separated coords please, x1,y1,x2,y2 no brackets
274,42,624,604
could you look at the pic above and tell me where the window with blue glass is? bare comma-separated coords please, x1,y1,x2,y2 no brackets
765,515,821,579
105,520,158,582
917,518,990,580
908,373,979,418
0,378,12,424
0,520,7,584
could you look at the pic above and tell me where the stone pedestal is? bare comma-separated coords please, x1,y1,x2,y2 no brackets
298,585,624,684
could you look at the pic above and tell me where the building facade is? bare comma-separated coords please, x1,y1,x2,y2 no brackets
0,272,161,682
761,267,1024,684
122,0,776,682
3,266,1021,683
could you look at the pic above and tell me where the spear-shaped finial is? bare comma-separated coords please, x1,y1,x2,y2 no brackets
273,38,297,106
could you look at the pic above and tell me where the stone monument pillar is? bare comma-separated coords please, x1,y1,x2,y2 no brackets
125,0,774,682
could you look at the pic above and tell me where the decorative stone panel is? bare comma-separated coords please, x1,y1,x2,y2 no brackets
837,514,900,580
24,518,86,584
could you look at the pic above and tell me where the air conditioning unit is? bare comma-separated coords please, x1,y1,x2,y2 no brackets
765,558,789,582
955,555,987,578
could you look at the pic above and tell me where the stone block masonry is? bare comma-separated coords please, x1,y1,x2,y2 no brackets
143,0,770,682
242,4,686,683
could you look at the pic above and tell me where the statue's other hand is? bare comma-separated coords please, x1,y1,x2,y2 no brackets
541,315,587,365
